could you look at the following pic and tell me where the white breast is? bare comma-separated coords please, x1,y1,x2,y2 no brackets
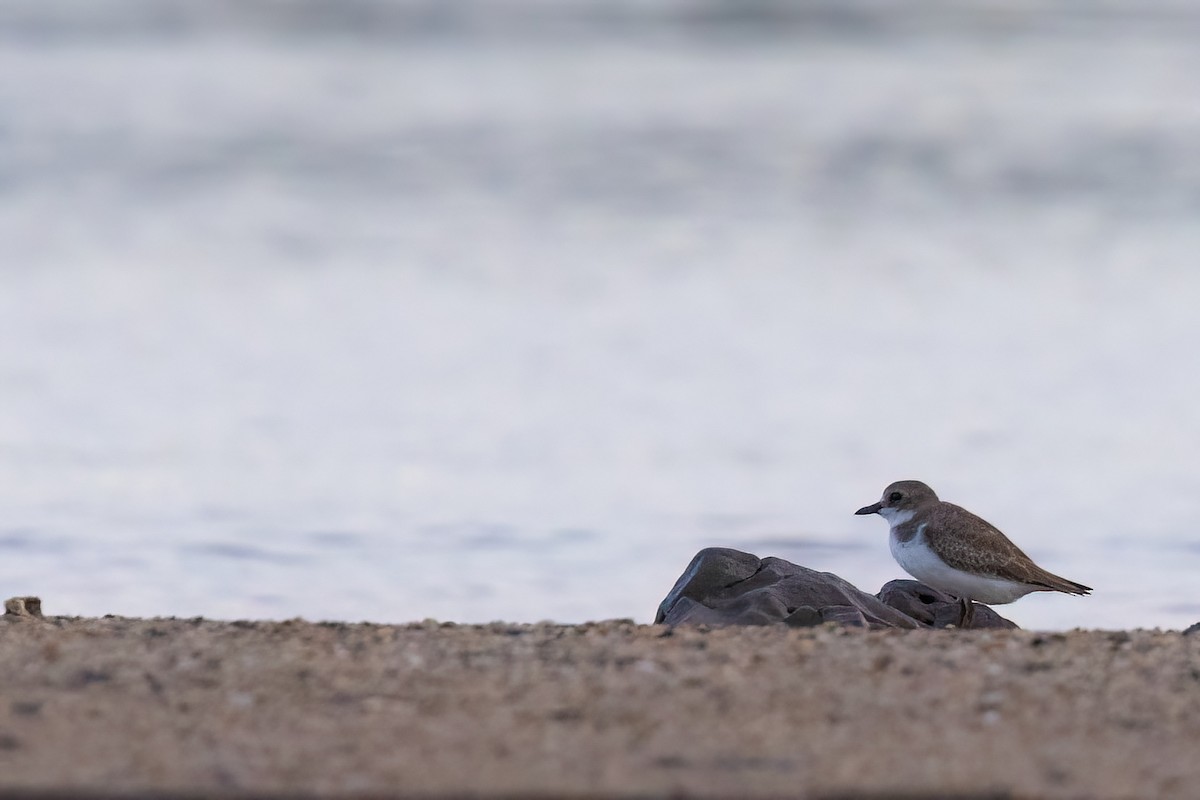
889,524,1037,605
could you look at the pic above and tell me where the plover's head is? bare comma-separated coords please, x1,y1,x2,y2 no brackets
854,480,938,522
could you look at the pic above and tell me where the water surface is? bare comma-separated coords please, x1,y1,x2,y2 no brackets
2,1,1199,629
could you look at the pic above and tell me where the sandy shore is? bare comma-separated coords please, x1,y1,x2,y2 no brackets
0,612,1196,799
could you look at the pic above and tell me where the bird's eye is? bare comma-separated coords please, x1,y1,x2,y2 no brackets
888,491,902,502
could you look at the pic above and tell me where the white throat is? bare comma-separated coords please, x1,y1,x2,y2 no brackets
878,507,914,529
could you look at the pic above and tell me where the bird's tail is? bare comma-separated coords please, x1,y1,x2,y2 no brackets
1033,570,1092,596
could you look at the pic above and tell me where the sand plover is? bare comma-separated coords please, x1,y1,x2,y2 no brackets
855,480,1091,627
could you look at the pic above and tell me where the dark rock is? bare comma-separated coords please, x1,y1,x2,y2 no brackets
657,548,1018,630
878,579,1018,630
1184,622,1200,636
655,547,761,623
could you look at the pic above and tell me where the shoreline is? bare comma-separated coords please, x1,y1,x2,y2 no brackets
0,614,1197,798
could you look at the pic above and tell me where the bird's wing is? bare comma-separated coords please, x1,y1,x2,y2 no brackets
929,503,1083,591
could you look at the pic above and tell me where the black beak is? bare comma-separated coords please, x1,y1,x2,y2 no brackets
855,502,883,516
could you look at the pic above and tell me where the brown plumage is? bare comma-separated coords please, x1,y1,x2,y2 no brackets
856,480,1092,613
911,500,1091,595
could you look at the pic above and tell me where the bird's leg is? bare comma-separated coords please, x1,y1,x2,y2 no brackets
959,596,975,629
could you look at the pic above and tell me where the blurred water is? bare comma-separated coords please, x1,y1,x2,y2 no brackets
1,1,1199,629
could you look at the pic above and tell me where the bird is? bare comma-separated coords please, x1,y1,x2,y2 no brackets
855,480,1091,627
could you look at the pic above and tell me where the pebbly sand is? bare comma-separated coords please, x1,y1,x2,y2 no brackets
0,610,1197,799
